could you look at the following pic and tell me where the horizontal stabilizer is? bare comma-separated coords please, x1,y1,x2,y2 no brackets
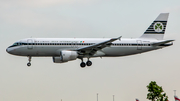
152,40,174,46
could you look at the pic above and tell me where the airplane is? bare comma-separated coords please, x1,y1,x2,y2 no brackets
175,96,180,101
136,99,139,101
6,13,174,68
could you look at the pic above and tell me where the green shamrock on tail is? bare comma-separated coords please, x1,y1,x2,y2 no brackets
155,23,163,30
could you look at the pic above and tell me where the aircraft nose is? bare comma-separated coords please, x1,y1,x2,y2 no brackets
6,47,11,54
6,48,9,53
6,47,17,55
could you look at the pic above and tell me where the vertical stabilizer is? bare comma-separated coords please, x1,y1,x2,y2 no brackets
140,13,169,40
174,96,180,101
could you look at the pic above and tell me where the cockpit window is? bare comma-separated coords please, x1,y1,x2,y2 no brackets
13,42,18,46
8,42,23,48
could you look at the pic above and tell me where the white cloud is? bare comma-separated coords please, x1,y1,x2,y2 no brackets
0,9,89,31
0,0,101,28
1,10,39,26
162,6,180,12
0,0,98,8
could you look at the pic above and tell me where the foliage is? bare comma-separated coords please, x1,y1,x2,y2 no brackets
147,81,168,101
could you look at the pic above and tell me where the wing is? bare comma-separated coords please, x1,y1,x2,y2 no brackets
76,36,122,56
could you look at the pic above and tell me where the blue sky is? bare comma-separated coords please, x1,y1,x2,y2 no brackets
0,0,180,101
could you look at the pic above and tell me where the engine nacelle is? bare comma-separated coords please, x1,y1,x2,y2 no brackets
53,57,65,63
53,50,78,63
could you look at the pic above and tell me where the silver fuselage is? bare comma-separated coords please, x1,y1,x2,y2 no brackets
6,38,171,58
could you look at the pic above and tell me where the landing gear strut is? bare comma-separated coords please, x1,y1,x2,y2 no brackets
27,56,31,67
80,58,92,68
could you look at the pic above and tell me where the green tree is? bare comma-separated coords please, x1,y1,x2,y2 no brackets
147,81,168,101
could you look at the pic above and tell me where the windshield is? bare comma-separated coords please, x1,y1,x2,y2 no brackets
13,42,18,46
8,42,22,48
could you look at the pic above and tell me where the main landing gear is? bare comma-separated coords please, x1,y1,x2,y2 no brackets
27,56,31,67
80,58,92,68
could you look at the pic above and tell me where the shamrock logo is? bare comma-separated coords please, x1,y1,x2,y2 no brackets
153,22,164,32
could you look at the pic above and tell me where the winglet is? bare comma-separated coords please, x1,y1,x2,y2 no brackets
118,36,122,41
110,36,122,41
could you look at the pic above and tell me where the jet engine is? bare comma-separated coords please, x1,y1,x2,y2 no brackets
53,50,78,63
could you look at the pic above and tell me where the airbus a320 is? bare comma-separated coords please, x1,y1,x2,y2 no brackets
6,13,174,68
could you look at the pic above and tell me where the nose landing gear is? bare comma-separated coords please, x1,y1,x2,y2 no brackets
27,56,31,67
27,62,31,66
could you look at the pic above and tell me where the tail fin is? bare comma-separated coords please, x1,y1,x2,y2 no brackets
174,96,180,101
136,99,139,101
140,13,169,40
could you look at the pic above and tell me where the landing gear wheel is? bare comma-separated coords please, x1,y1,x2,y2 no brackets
27,62,31,67
80,62,86,68
86,61,92,66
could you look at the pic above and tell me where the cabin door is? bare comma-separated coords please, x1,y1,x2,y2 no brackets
27,39,33,49
137,40,142,50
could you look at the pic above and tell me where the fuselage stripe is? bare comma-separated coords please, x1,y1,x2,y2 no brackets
8,42,152,48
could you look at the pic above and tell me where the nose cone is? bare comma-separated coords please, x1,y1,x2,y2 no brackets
6,47,13,54
6,48,9,53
